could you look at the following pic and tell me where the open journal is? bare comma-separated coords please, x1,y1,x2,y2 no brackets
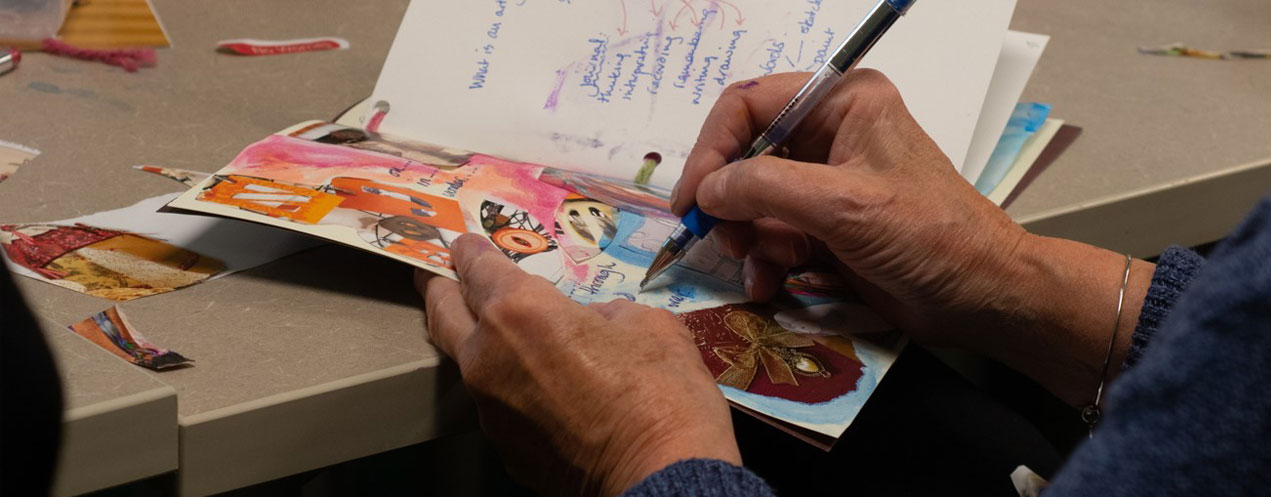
168,0,1019,447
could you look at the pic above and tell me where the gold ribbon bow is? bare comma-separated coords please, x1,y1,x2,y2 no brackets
713,310,830,390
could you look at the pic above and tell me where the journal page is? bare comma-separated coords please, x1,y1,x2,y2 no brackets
369,0,1017,188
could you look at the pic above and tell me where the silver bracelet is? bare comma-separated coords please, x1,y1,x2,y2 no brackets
1082,253,1134,437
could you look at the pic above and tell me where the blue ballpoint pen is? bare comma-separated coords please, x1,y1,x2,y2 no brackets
639,0,917,289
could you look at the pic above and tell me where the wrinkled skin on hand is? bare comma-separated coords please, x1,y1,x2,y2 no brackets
673,70,1031,348
417,234,740,497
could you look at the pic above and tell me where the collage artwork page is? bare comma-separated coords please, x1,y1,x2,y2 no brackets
168,121,905,442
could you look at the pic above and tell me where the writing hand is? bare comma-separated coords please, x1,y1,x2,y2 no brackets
673,71,1153,405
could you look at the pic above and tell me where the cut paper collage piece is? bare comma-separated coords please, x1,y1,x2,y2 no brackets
681,294,903,443
57,0,171,49
169,122,749,313
69,306,191,371
986,118,1065,206
0,140,39,183
974,102,1051,195
216,38,350,56
167,121,906,443
1138,43,1271,60
2,193,319,301
134,165,211,187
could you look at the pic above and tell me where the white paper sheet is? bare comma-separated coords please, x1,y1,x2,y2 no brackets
961,30,1049,181
371,0,1017,188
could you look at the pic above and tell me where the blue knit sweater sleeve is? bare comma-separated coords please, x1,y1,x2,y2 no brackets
1124,245,1205,368
621,459,775,497
1045,197,1271,496
625,198,1271,496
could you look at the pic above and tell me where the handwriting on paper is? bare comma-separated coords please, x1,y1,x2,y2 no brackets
464,0,853,112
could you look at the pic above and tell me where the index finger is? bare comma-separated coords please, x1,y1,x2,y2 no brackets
673,73,814,216
449,233,536,308
415,269,478,362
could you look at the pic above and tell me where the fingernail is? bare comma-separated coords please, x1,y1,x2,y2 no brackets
670,180,682,205
743,267,756,300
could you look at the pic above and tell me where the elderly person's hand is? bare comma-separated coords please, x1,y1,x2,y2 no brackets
416,234,740,497
674,70,1154,405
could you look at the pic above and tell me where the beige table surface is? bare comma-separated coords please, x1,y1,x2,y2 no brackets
1009,1,1271,255
1,0,1267,495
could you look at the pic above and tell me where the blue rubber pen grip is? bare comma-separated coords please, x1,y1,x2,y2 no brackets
682,206,719,238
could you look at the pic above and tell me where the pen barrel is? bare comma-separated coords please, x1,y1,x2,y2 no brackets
744,0,903,161
746,66,841,160
681,205,719,239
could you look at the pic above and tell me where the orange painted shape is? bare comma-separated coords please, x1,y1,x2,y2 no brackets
492,228,550,254
384,239,452,269
328,177,466,232
198,175,342,224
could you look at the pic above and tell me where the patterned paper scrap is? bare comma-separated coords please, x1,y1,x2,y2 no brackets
1138,43,1271,60
974,102,1050,195
68,306,191,370
216,37,350,56
1,224,225,301
1,193,319,301
162,120,909,444
0,140,39,184
134,165,211,187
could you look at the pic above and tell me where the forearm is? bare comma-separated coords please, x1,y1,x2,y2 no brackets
971,234,1154,406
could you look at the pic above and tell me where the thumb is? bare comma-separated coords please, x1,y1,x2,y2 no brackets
694,156,878,244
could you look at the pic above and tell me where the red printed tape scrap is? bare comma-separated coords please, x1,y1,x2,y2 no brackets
68,306,192,371
216,37,350,56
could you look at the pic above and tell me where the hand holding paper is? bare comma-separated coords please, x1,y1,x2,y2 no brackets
416,234,740,496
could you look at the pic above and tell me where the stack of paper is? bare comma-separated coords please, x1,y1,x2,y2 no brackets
961,31,1077,207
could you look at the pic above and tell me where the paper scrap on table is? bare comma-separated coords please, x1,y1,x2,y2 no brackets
1138,43,1271,60
134,165,211,187
987,118,1064,206
370,0,1018,188
1010,465,1050,497
69,306,191,370
1,193,320,301
57,0,171,49
975,102,1050,195
167,121,906,442
216,37,350,56
962,30,1049,182
0,140,39,183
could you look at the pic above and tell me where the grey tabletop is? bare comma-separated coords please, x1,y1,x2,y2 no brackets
41,316,177,497
2,0,1268,495
1009,0,1271,254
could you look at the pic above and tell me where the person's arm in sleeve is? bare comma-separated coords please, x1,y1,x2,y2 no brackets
1045,198,1271,496
622,459,775,497
1123,246,1204,368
